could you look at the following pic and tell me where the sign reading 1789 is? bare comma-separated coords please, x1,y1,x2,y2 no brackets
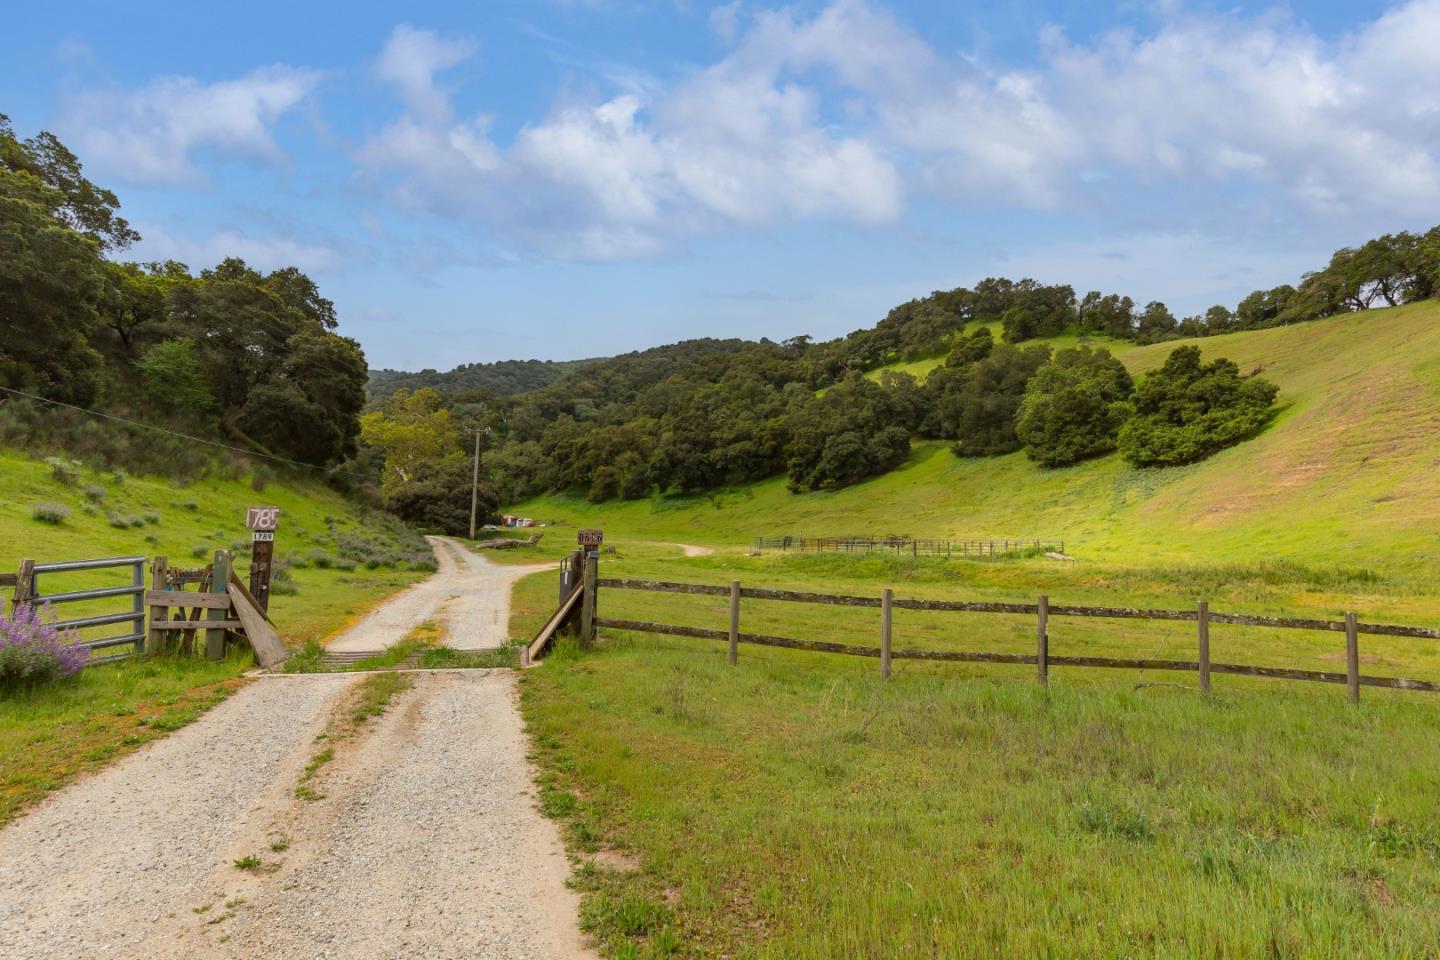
245,506,280,532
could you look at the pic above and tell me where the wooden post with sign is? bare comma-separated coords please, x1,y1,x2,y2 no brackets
245,506,280,613
578,530,602,647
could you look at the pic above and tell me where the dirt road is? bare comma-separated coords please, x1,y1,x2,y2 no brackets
0,543,594,960
327,537,550,653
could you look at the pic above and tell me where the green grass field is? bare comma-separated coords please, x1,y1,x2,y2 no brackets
505,306,1440,957
514,549,1440,958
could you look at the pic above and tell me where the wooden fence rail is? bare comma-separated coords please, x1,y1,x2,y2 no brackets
588,577,1440,702
752,536,1064,558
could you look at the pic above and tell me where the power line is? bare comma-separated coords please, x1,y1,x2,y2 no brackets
0,384,323,471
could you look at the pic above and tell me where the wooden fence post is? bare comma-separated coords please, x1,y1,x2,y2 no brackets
205,551,231,661
14,559,35,609
881,588,893,679
1197,600,1211,695
728,580,740,666
146,557,169,656
580,552,598,646
1346,612,1360,704
1036,595,1049,684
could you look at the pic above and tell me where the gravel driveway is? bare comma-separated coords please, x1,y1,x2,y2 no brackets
327,537,551,654
0,542,595,960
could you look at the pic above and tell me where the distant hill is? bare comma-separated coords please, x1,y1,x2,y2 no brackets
369,338,754,403
367,358,591,400
509,302,1440,574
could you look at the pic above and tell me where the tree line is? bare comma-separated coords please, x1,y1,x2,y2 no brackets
0,116,367,468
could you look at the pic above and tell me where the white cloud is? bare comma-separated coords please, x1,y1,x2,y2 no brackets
374,24,475,122
356,19,904,260
356,1,1440,261
61,65,323,183
128,224,344,274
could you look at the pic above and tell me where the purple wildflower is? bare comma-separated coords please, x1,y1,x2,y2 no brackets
0,603,87,689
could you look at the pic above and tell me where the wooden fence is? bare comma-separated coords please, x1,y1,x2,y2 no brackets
6,551,288,668
586,575,1440,702
752,536,1064,558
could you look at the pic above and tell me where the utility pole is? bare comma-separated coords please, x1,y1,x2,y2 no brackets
468,428,481,541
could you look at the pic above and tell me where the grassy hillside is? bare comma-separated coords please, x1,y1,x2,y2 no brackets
511,302,1440,575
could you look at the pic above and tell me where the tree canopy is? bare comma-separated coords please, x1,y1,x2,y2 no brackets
1118,346,1278,466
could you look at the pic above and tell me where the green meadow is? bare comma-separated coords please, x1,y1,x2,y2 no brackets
501,303,1440,958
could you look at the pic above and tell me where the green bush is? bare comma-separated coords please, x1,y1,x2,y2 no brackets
143,511,161,525
82,484,107,503
1118,346,1278,466
1015,346,1134,467
44,457,79,486
31,503,69,525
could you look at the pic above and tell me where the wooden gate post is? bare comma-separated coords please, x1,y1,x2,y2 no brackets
146,557,169,656
728,580,740,665
205,551,231,661
580,552,598,646
14,558,35,609
1036,595,1049,684
1197,600,1211,695
881,588,893,679
1345,612,1360,704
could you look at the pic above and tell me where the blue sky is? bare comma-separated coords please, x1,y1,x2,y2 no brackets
3,0,1436,371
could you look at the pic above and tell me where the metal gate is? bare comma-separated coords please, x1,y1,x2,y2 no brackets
10,556,147,664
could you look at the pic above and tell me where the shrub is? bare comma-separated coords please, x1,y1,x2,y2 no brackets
44,457,79,485
0,604,87,691
191,545,210,559
309,551,335,569
1118,346,1279,466
333,558,357,572
31,502,69,525
181,500,199,511
143,512,161,525
82,484,107,503
1016,347,1134,467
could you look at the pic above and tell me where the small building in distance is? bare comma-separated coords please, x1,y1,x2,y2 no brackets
501,514,537,528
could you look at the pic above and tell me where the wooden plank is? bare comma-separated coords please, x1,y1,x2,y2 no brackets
0,573,15,588
229,582,290,669
881,588,892,679
527,582,584,664
14,559,34,606
147,556,168,656
145,590,232,609
228,572,276,627
597,578,1440,640
1346,612,1360,704
581,554,598,646
1037,595,1049,684
593,617,1440,693
1197,600,1211,695
150,620,243,631
728,581,740,666
205,552,231,662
